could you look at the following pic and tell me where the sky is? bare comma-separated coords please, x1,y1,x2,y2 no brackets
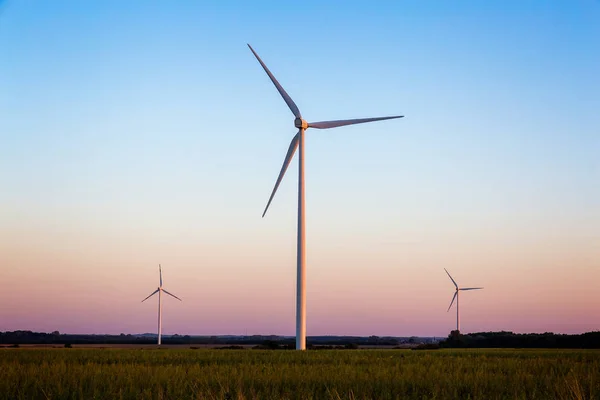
0,0,598,337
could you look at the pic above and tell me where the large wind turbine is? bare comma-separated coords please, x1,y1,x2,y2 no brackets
248,44,403,350
444,268,483,333
141,264,182,345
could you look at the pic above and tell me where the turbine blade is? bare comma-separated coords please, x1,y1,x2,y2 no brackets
159,264,163,287
162,289,182,301
262,132,300,217
141,289,159,302
460,287,484,291
308,115,403,129
447,291,457,312
247,44,301,118
444,268,458,289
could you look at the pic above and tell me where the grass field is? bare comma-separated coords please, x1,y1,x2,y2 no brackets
1,348,599,399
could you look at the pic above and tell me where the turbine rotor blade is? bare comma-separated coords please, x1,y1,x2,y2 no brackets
262,132,300,217
141,289,159,302
247,44,301,119
162,289,182,301
460,287,484,291
308,115,403,129
159,264,162,287
447,291,458,312
444,268,458,289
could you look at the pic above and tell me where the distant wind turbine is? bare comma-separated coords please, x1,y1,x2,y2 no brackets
248,44,404,350
444,268,483,333
141,264,182,345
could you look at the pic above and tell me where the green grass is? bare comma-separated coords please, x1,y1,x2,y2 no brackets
1,348,599,399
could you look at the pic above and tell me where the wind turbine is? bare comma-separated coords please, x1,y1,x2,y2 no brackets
141,264,182,345
248,44,403,350
444,268,483,333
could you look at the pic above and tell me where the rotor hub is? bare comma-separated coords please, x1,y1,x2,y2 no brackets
294,118,308,129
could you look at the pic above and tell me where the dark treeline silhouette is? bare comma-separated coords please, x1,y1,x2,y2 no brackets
0,331,407,346
7,330,598,348
0,331,158,345
440,330,600,349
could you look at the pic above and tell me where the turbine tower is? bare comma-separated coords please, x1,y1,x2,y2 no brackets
248,44,403,350
444,268,483,333
142,264,182,345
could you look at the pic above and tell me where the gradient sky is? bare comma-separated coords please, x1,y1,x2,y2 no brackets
0,0,598,337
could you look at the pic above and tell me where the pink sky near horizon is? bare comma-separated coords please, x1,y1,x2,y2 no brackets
1,202,598,337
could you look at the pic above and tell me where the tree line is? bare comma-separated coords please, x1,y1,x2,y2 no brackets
0,331,402,346
440,330,600,349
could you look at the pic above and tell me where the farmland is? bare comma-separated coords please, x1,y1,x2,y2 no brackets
1,348,599,399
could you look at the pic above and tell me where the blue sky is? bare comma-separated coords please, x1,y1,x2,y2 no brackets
0,1,598,335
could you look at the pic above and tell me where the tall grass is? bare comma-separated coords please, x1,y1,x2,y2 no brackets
1,348,599,399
